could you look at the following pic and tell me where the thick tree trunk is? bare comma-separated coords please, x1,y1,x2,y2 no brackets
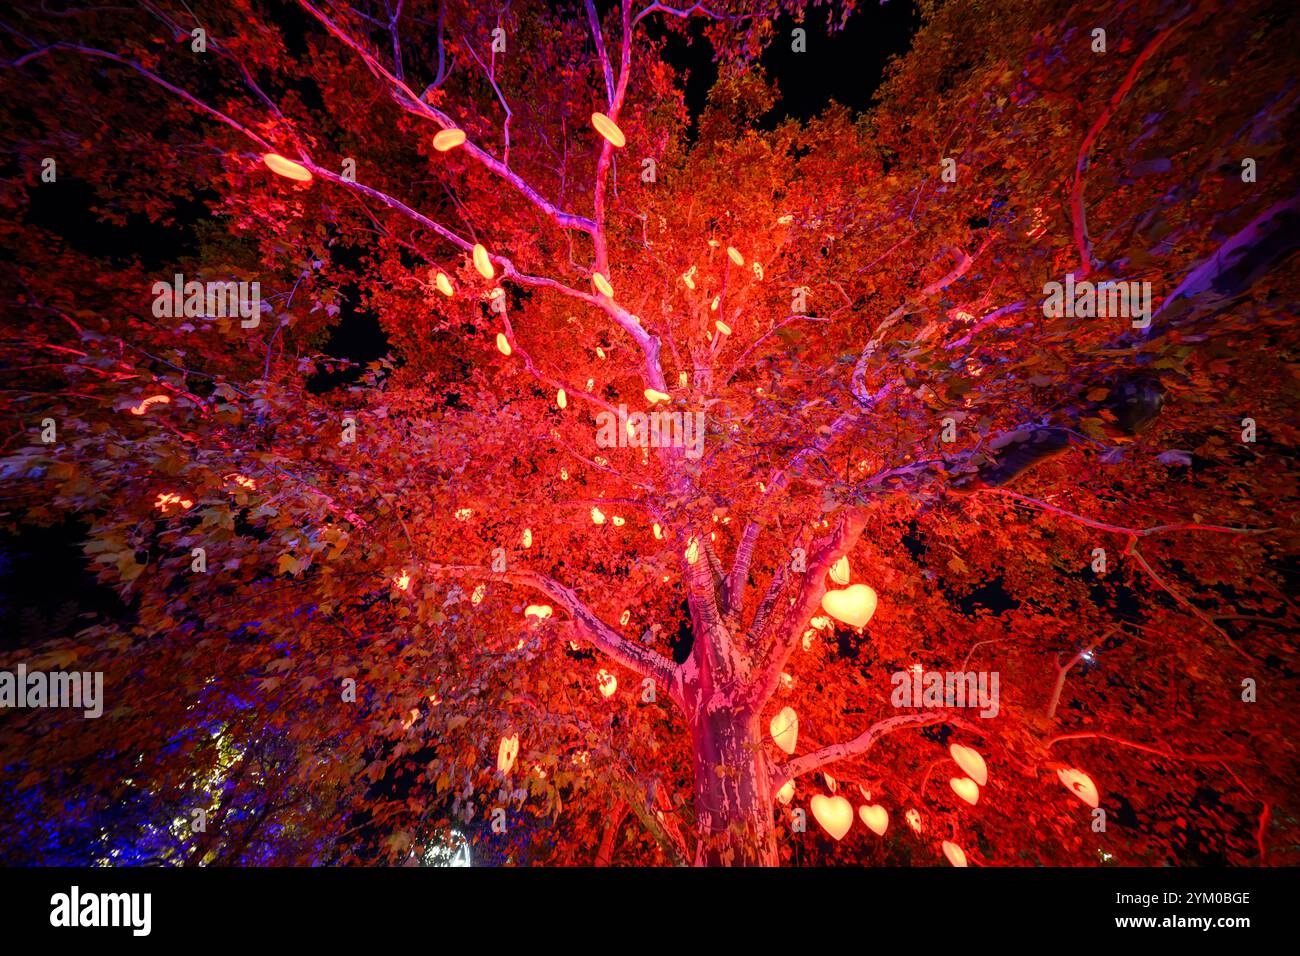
687,705,779,866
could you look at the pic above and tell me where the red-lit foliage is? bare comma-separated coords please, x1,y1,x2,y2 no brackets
0,0,1297,866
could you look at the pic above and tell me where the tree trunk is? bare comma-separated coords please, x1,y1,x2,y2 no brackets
688,704,779,866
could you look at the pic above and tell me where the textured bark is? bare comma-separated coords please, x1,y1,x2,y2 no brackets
686,699,778,866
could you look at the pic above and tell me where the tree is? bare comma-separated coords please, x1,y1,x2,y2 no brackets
1,0,1297,867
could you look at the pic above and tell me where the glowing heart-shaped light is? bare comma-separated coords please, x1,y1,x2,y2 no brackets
130,394,170,415
497,734,519,774
810,794,853,841
829,556,851,585
472,243,494,279
950,776,980,805
1058,767,1099,808
590,112,626,148
726,246,744,266
950,744,988,786
906,809,923,833
556,388,567,409
597,669,617,698
715,320,731,335
644,388,670,404
776,780,795,805
821,584,878,628
858,804,889,836
942,840,968,867
521,528,533,548
592,271,614,297
770,707,798,755
495,332,511,356
433,272,454,297
591,507,606,525
262,153,312,182
524,604,552,621
432,128,467,151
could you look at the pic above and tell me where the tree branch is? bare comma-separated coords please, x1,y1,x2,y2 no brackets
771,712,950,791
424,563,677,691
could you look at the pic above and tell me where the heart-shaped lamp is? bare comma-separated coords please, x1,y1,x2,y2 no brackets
950,744,988,786
858,804,889,836
497,734,519,774
820,584,878,628
829,556,851,585
810,794,854,841
1057,767,1099,808
770,707,799,755
942,840,969,867
950,776,980,805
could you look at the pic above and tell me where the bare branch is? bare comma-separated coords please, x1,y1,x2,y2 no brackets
424,563,677,690
771,712,950,790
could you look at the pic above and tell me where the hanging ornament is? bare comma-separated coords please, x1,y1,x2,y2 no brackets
776,780,795,805
653,523,663,540
858,804,889,836
433,128,467,151
715,320,731,335
472,243,494,279
770,707,798,755
820,584,878,628
521,528,533,548
590,112,626,148
497,734,519,774
905,809,923,833
556,388,567,409
726,246,744,266
685,538,700,565
591,507,606,525
942,841,969,867
262,153,312,182
592,271,614,297
130,394,170,415
829,556,851,585
434,272,454,297
950,777,980,805
1057,767,1100,808
810,795,854,841
597,669,618,698
524,604,552,621
949,744,988,786
495,333,511,356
